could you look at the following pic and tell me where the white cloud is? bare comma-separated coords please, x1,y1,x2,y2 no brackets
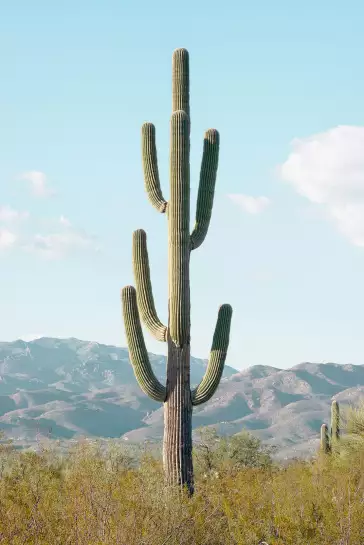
19,171,54,197
228,194,270,214
0,198,98,259
26,217,98,259
59,215,71,227
28,232,95,259
0,229,17,250
0,205,29,223
0,207,27,252
280,125,364,247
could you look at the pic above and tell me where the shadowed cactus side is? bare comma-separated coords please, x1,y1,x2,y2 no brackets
121,48,232,494
320,400,340,454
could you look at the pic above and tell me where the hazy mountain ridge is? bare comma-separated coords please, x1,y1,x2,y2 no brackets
0,337,237,443
0,337,363,458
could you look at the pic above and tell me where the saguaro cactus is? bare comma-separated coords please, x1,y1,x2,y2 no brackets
121,48,232,493
320,400,340,454
320,423,330,453
331,399,340,443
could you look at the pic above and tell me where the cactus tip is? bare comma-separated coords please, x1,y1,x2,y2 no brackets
121,285,136,298
142,122,155,131
205,128,220,141
133,228,147,239
173,47,189,57
219,304,233,315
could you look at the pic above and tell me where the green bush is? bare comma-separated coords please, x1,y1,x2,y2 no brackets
194,428,275,477
0,431,363,544
332,401,364,464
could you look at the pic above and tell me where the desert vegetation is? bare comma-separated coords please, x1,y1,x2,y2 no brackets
0,404,363,544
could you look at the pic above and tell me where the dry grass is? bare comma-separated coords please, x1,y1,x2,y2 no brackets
0,435,363,544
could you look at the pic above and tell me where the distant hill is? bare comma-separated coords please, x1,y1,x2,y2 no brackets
0,337,363,459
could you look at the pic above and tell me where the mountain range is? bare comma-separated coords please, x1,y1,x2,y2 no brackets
0,337,363,459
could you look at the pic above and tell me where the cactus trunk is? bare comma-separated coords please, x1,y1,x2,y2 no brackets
121,48,232,494
164,339,193,490
164,106,193,490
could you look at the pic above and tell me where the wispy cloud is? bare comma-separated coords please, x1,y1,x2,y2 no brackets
0,210,98,259
0,206,28,251
0,205,29,223
19,171,54,197
26,216,99,260
0,229,17,250
59,215,72,227
1,171,98,259
280,125,364,247
228,194,270,214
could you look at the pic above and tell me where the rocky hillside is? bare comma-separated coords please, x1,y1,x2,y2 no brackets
0,337,363,458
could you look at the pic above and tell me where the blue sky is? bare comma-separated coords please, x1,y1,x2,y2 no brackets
2,0,364,370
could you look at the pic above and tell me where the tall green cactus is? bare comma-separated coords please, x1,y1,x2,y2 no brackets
121,48,232,494
320,400,340,454
331,399,340,443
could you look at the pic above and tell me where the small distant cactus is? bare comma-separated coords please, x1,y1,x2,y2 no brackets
331,399,340,443
320,423,330,453
320,400,340,454
121,48,232,494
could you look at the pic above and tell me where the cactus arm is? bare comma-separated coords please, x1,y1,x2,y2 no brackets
132,229,167,342
191,304,233,406
320,423,330,453
172,48,189,117
142,123,168,213
190,129,220,250
331,400,340,441
121,285,166,402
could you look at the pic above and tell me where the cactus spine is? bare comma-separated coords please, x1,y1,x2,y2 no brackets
320,400,340,454
121,48,232,494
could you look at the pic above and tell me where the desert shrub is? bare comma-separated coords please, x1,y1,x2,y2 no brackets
332,401,364,466
0,435,362,544
194,428,275,477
